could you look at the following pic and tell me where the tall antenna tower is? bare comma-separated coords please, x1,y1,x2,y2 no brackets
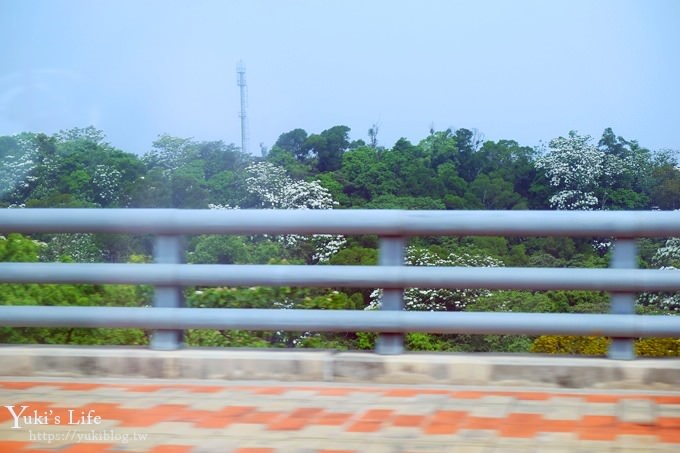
236,60,249,154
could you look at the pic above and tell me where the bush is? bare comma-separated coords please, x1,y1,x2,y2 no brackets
406,332,455,351
531,335,680,357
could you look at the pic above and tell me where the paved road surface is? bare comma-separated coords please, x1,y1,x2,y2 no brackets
1,378,679,452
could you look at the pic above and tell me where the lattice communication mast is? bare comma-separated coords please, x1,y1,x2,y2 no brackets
236,60,249,154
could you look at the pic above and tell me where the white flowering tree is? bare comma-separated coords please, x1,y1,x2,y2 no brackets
367,247,504,311
0,134,39,206
536,131,626,210
209,162,345,263
40,233,102,263
91,164,123,206
638,237,680,312
143,135,197,173
195,162,351,347
242,162,338,210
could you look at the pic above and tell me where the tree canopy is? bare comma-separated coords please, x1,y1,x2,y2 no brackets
1,124,678,353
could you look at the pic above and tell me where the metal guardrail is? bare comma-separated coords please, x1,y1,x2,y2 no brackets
1,209,680,360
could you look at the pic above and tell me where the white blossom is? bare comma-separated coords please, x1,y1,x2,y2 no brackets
211,162,345,262
243,162,337,210
548,190,599,211
536,132,626,210
207,203,239,210
367,247,504,311
0,134,38,200
638,236,680,312
40,233,102,263
92,164,122,205
592,239,612,254
653,237,680,267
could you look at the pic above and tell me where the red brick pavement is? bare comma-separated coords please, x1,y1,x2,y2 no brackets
0,379,679,452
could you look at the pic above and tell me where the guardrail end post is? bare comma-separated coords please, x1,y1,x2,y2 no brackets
151,235,185,350
376,236,406,355
608,337,636,360
607,238,638,361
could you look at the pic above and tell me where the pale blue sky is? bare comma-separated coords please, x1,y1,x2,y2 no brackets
1,0,678,155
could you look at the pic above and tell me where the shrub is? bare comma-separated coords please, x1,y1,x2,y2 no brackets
531,335,680,357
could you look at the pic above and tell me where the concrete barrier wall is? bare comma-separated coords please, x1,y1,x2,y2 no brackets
2,346,679,390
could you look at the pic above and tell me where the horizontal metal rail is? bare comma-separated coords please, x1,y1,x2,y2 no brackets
1,306,678,337
2,208,679,358
1,263,679,292
1,208,680,237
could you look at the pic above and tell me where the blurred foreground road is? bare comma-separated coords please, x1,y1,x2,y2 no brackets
1,377,679,452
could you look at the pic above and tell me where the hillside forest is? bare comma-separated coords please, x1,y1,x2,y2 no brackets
1,125,679,355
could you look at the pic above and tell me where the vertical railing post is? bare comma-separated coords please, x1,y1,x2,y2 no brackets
608,238,638,360
151,235,185,350
376,236,406,355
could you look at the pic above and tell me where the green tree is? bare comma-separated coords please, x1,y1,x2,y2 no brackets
598,127,630,158
265,146,310,179
303,125,350,173
419,129,458,169
650,165,680,210
476,140,538,201
454,128,483,182
140,134,249,208
383,138,440,197
12,128,145,208
468,173,522,209
0,233,41,262
188,235,253,264
339,146,394,203
274,128,309,162
186,286,362,348
0,234,149,345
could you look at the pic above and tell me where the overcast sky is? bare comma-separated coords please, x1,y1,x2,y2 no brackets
1,0,678,155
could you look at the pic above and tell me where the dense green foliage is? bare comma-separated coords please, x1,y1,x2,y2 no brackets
1,125,678,353
0,234,149,345
531,336,680,357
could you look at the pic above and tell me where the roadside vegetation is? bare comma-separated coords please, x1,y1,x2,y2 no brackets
1,126,678,355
